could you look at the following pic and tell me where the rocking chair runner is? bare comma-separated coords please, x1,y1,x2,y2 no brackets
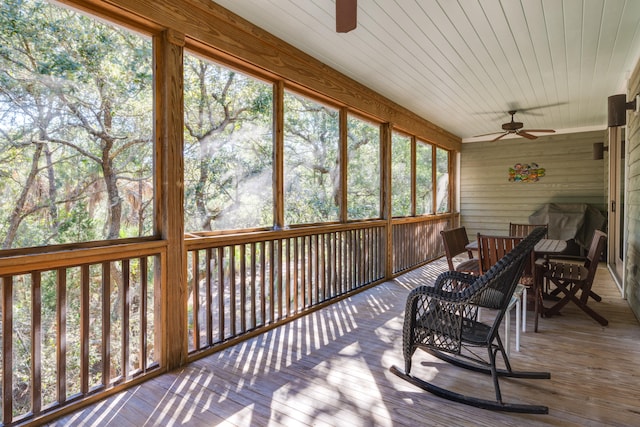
391,227,550,413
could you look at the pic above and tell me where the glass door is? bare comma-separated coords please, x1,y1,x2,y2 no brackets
608,126,625,293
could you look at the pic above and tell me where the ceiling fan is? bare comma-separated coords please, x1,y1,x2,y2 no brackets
336,0,357,33
475,110,555,142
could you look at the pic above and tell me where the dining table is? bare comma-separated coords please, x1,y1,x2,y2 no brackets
465,238,567,255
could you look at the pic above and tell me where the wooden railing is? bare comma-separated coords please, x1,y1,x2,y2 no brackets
0,241,166,426
391,216,452,274
0,215,454,425
185,221,386,356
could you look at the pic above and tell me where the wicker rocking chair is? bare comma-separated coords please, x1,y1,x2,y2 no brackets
390,227,549,413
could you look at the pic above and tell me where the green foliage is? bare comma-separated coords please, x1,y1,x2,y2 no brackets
57,200,97,242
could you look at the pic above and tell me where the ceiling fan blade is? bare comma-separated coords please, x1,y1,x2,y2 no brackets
472,131,507,138
520,129,556,133
336,0,357,33
491,132,509,142
517,131,538,140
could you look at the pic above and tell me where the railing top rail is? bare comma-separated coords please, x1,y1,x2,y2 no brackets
0,239,167,276
185,219,388,250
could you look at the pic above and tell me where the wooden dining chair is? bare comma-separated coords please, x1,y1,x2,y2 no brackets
509,222,548,238
509,222,548,330
440,226,480,276
542,230,608,326
476,233,531,352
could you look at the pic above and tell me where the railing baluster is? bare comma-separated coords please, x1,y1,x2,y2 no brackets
285,238,291,316
81,265,90,394
56,268,67,404
319,233,325,301
32,272,42,415
240,244,246,333
250,242,257,330
276,239,282,320
314,234,319,304
306,235,312,308
293,237,299,313
217,247,225,342
122,260,130,379
206,248,212,346
102,262,111,386
269,240,275,323
302,236,306,307
2,276,14,425
260,242,266,326
191,250,200,350
230,245,236,337
140,257,148,372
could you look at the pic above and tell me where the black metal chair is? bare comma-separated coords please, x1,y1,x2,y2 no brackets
391,227,549,413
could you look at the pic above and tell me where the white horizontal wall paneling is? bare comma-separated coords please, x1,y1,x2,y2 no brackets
460,130,606,237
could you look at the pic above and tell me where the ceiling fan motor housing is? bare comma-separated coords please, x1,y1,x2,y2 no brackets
502,121,523,131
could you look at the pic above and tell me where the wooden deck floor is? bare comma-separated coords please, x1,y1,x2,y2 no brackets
49,258,640,426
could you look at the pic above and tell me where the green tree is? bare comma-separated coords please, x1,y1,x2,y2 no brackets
284,92,340,224
347,115,380,219
0,0,153,248
183,53,273,231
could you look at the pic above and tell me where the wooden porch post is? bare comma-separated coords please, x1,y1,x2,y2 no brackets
155,29,186,370
411,136,417,217
339,107,348,222
381,123,393,279
274,80,285,229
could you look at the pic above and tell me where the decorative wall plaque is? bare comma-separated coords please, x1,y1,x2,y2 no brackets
508,163,545,182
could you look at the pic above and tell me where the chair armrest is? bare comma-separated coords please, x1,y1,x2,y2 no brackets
433,270,478,293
